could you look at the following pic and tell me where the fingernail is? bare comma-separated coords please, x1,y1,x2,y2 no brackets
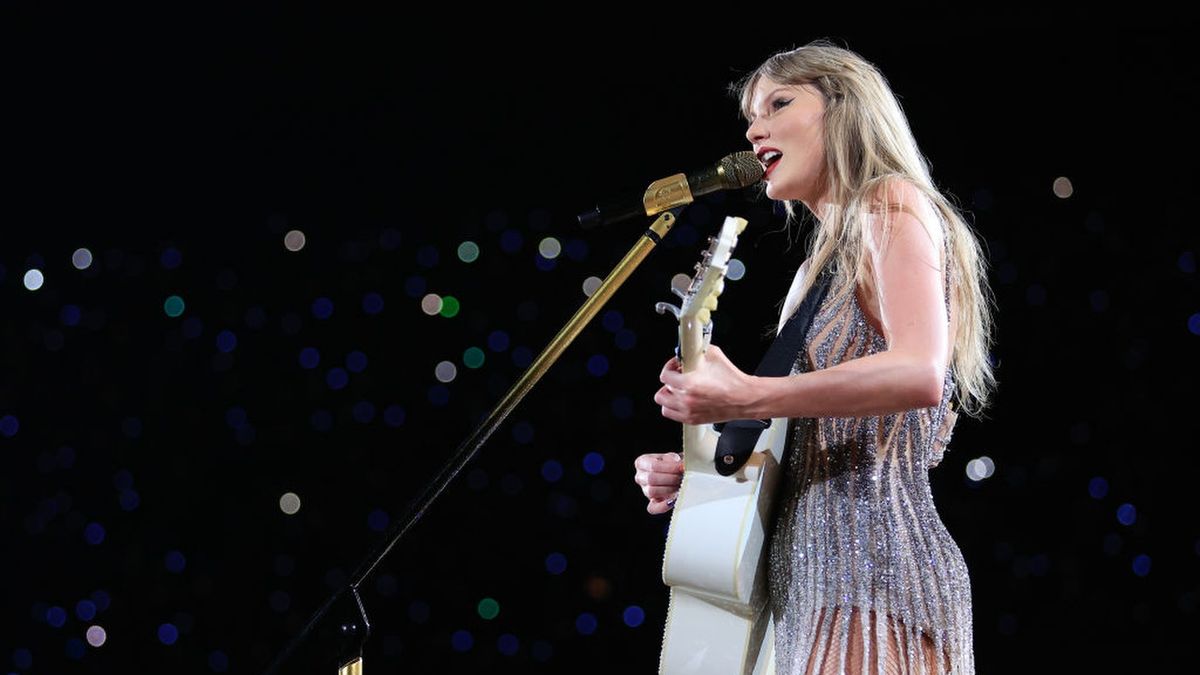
670,453,681,462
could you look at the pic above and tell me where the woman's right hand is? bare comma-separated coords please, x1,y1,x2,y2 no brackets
633,452,685,514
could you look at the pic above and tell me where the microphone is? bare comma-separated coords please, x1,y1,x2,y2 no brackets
576,151,764,229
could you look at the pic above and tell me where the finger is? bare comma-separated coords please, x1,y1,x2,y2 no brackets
643,472,683,488
644,485,678,499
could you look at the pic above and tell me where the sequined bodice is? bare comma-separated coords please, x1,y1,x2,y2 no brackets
766,269,974,674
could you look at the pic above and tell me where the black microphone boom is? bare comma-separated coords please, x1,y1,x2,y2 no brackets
576,151,764,229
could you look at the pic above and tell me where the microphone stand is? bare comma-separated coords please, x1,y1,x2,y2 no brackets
262,207,685,675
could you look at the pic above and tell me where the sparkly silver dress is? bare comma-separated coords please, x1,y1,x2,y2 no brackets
767,264,972,674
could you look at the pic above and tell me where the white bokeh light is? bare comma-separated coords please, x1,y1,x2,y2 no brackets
284,230,307,252
435,360,458,383
72,248,94,270
279,492,301,515
23,269,44,291
582,276,603,297
86,625,107,647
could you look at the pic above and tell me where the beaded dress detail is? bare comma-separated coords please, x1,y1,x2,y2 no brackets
766,252,972,674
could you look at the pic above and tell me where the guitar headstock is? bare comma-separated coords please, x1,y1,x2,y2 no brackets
655,216,746,367
679,216,744,326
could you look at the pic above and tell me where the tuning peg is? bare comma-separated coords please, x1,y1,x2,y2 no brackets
655,302,681,319
715,279,725,296
703,295,718,311
697,308,711,325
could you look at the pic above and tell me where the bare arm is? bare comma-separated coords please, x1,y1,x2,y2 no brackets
657,181,949,423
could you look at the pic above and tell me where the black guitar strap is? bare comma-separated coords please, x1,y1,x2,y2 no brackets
712,263,835,476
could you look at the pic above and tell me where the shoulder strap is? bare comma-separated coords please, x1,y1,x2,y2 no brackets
712,263,835,475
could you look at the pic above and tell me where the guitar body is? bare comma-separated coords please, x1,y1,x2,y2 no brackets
655,216,788,674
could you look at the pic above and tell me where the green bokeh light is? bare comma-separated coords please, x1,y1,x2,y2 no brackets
163,295,186,318
477,597,500,620
463,347,485,368
439,296,460,318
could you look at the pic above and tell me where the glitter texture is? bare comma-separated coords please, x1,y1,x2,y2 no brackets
768,233,970,674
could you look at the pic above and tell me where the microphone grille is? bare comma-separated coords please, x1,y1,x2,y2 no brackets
720,151,765,188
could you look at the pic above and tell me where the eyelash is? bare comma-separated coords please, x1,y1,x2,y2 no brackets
772,98,792,110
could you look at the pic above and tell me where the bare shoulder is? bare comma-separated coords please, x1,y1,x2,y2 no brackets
862,177,943,267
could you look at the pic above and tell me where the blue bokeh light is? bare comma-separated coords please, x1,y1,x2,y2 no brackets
367,508,389,532
46,606,67,628
1117,503,1137,526
615,329,637,351
209,650,229,673
611,396,633,420
91,590,111,611
512,346,533,369
565,238,588,261
601,310,624,332
512,421,534,445
113,469,134,490
326,368,349,390
165,550,186,574
158,622,179,645
575,612,598,635
1179,251,1196,274
75,599,97,621
65,638,85,659
160,247,183,270
534,255,557,272
487,330,510,352
383,404,406,427
500,229,523,253
416,244,439,268
583,452,605,475
586,354,609,377
0,414,19,438
1189,313,1200,337
346,351,368,373
311,297,334,320
497,633,519,656
352,400,376,423
623,605,645,627
215,330,237,354
408,600,431,624
1088,476,1108,499
544,552,567,575
362,292,384,315
119,489,140,511
311,409,333,432
451,629,474,652
60,304,82,327
428,384,450,406
225,407,247,429
299,347,320,369
1132,554,1151,577
404,275,427,298
84,523,105,545
540,459,563,483
532,639,553,662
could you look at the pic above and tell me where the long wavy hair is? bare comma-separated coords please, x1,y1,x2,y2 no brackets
731,39,997,417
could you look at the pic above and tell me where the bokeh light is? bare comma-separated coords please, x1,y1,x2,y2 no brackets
463,347,485,368
284,230,307,252
1052,176,1074,198
544,552,567,575
477,597,500,620
24,269,45,290
72,247,93,269
582,276,602,297
583,452,605,475
439,296,460,318
575,612,598,635
1117,503,1136,526
435,361,457,383
420,294,443,316
279,492,301,515
623,605,645,628
158,622,179,645
457,241,480,263
86,625,107,647
727,258,746,281
497,633,519,656
538,237,562,259
163,295,186,317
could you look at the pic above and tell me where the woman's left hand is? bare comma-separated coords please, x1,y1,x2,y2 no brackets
655,344,757,425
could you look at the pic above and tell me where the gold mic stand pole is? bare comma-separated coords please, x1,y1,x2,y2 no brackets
262,209,681,675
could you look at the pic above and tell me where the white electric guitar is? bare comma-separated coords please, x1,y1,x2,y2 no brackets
655,216,787,675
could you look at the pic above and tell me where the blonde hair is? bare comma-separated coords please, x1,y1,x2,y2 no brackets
731,39,998,417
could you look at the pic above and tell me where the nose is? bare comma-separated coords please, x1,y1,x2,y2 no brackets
745,117,768,145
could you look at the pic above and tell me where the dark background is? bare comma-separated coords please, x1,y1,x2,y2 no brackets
1,6,1197,673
